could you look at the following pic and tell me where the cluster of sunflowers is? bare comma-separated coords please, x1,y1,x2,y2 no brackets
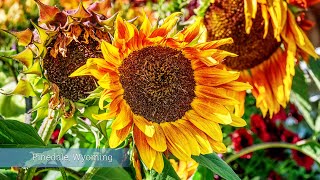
0,0,319,179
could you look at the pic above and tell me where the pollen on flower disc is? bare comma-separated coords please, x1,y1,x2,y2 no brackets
43,34,103,102
119,46,196,123
204,0,281,70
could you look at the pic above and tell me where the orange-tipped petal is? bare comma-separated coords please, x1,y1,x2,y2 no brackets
133,126,156,169
133,114,155,137
34,0,60,24
146,123,167,152
9,29,33,46
191,98,232,124
109,123,132,148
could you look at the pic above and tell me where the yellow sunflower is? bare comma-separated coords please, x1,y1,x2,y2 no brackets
71,13,251,172
204,0,318,117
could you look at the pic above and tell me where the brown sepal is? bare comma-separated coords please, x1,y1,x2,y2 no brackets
10,29,33,47
67,1,92,19
34,0,61,24
88,0,111,17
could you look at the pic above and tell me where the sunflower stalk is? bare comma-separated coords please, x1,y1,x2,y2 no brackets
81,166,100,180
38,109,60,144
19,109,60,180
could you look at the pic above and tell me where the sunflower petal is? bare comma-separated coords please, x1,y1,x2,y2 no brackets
186,110,223,142
111,103,132,130
173,121,201,156
133,126,156,169
146,123,167,152
133,114,155,137
191,98,232,124
109,123,131,148
152,152,164,173
207,136,227,153
160,122,191,160
230,114,247,127
177,120,212,154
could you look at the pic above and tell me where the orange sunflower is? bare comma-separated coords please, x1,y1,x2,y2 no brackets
71,13,251,172
204,0,318,117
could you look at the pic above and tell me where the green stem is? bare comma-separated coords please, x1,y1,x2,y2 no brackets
225,142,305,164
34,167,82,179
81,166,100,180
19,110,60,180
38,109,59,144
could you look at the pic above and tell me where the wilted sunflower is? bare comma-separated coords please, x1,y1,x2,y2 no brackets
71,13,251,172
4,0,115,119
204,0,318,117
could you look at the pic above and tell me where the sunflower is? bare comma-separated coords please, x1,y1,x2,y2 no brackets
4,0,115,111
204,0,318,117
0,0,115,140
71,13,252,172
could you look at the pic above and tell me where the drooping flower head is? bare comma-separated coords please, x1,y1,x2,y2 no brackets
5,0,115,109
71,13,252,172
1,1,115,138
204,0,318,117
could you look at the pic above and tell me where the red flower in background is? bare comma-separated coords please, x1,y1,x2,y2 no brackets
292,150,314,171
51,129,64,144
231,128,254,159
250,107,315,170
250,114,272,142
267,171,282,180
270,108,287,125
280,129,300,143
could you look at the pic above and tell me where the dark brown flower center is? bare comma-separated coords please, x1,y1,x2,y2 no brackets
119,46,196,123
43,32,107,102
204,0,281,70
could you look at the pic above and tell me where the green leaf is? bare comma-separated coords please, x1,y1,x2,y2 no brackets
192,153,240,180
309,57,320,80
82,106,100,122
291,92,315,130
193,165,214,180
0,95,25,117
151,156,180,180
0,119,45,147
315,114,320,133
0,170,17,180
292,66,309,102
91,167,132,180
297,141,320,164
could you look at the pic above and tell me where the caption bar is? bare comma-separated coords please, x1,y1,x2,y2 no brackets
0,148,129,167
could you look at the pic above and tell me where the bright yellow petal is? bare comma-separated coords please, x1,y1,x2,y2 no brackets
173,121,201,156
146,123,167,152
101,41,121,67
191,98,232,124
185,111,223,142
161,122,191,160
133,126,156,169
152,152,164,173
133,114,155,137
177,120,212,154
109,123,132,148
111,103,133,130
